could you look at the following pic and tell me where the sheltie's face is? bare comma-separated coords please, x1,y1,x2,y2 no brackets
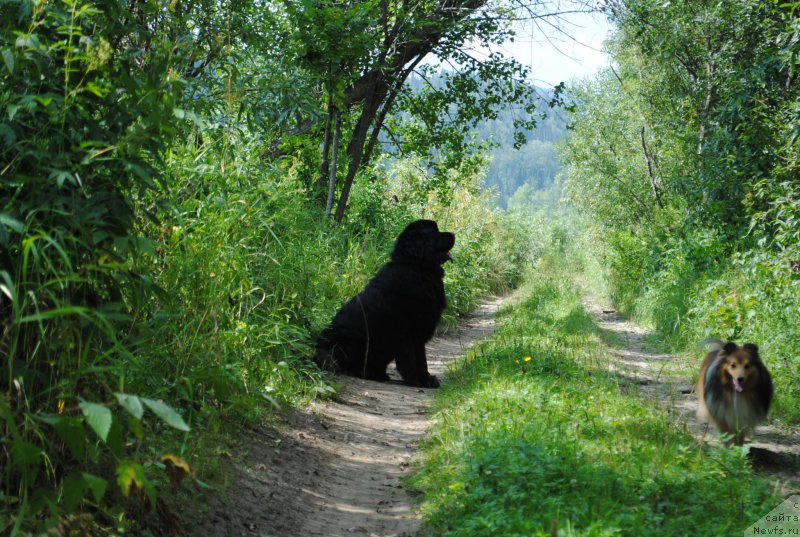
722,351,758,393
698,340,772,443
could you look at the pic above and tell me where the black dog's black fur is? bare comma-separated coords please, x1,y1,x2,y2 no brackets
315,220,455,388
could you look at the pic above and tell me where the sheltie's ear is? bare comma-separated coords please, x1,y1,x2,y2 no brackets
743,343,759,358
722,342,739,356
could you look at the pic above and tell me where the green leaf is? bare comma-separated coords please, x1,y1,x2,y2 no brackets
82,472,108,503
2,49,13,73
116,461,145,497
114,392,144,419
62,472,87,512
0,123,14,146
133,236,156,256
79,401,113,442
85,81,107,97
142,398,190,432
54,417,86,460
128,414,144,440
106,417,124,458
0,271,16,302
0,212,24,233
18,306,90,323
10,441,42,481
14,35,39,49
116,462,156,506
0,397,21,440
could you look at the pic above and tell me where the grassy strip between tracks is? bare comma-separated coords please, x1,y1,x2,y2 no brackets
410,263,777,536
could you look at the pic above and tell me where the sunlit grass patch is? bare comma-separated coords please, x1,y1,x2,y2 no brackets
411,273,775,536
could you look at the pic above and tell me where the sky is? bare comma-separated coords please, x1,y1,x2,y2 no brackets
487,8,612,88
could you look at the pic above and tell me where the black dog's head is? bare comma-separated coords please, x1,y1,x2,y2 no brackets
391,219,455,267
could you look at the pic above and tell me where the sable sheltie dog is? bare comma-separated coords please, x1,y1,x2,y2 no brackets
696,339,773,445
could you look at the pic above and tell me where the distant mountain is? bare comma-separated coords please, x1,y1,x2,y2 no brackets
474,105,568,208
399,71,569,208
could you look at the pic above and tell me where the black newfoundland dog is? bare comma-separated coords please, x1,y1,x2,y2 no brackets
315,220,455,388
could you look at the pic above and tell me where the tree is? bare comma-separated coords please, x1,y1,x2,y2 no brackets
562,0,800,327
602,0,788,229
276,0,594,221
563,60,677,229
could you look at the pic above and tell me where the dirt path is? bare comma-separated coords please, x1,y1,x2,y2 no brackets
582,297,800,494
190,298,504,537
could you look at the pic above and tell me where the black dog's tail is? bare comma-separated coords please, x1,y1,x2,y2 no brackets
315,326,365,376
314,345,340,373
315,325,350,373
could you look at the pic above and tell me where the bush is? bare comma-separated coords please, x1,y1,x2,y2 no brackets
2,135,534,532
0,3,188,532
682,251,800,423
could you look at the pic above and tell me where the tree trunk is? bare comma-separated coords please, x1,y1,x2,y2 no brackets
334,83,385,223
640,126,664,209
697,62,714,155
325,106,341,218
316,89,334,197
362,54,427,170
333,54,428,219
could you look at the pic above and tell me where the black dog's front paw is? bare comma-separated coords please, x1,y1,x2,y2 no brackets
422,375,440,388
365,371,391,382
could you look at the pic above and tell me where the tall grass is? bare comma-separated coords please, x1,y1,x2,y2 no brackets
134,146,533,421
411,236,776,536
0,2,536,532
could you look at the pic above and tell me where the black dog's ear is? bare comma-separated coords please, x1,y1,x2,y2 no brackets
743,343,759,358
722,342,739,356
401,237,425,259
393,220,437,261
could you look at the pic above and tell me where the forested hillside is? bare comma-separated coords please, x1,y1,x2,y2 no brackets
399,72,568,207
562,0,800,422
480,106,567,207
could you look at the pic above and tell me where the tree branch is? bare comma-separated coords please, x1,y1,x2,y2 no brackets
640,125,664,209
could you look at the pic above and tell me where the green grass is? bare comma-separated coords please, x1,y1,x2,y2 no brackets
410,261,776,536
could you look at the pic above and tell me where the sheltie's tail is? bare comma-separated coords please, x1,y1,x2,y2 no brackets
698,337,724,351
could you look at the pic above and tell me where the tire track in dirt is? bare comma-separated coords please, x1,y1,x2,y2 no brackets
582,297,800,495
190,298,504,537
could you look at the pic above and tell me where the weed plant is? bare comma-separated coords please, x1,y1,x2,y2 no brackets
137,145,532,421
